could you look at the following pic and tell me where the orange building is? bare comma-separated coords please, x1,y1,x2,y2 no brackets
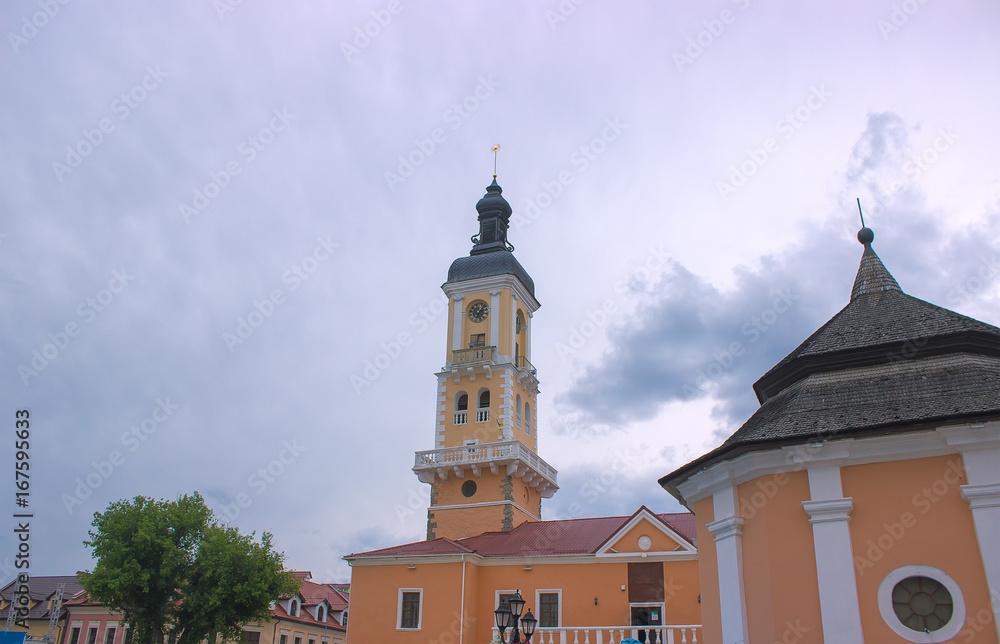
660,226,1000,643
345,179,702,643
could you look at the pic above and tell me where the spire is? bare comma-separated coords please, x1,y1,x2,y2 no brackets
851,226,902,301
469,178,514,256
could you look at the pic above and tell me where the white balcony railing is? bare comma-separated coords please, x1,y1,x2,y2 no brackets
413,440,559,496
454,411,468,425
492,625,700,644
477,409,490,423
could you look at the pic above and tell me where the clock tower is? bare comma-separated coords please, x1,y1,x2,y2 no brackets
413,178,559,540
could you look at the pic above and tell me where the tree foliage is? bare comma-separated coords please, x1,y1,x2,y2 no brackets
81,493,300,644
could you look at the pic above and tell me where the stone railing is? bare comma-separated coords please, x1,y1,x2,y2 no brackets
413,440,558,485
453,345,497,365
492,625,700,644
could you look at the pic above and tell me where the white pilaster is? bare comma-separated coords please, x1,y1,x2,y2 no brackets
802,464,864,643
490,290,500,355
510,293,518,364
526,310,533,363
941,423,1000,641
451,295,464,353
707,483,749,644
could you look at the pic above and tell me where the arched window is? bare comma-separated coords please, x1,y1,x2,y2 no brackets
524,403,531,435
516,394,522,427
317,605,326,622
454,392,468,425
477,389,490,423
289,598,300,617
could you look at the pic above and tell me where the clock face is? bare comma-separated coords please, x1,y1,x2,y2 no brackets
468,302,489,323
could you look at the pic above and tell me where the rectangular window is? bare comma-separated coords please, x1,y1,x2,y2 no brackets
308,638,315,644
244,632,261,644
469,333,486,347
399,590,421,629
87,628,98,644
279,635,287,644
539,593,559,628
122,629,132,644
104,628,117,644
294,637,302,644
69,628,81,644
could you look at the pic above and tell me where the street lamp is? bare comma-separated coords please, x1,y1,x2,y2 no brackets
494,591,537,643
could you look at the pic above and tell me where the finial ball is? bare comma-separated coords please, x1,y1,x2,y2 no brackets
858,227,874,245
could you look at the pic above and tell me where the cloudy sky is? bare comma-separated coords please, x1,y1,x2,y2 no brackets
2,1,998,585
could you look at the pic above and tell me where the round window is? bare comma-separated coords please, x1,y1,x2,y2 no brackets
892,576,953,632
878,566,965,643
461,480,477,497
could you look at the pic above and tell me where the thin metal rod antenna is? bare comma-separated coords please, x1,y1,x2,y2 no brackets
857,197,866,228
492,144,500,178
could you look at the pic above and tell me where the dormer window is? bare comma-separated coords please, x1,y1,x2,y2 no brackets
289,597,300,617
317,605,326,622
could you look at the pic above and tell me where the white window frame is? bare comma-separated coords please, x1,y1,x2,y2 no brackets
535,589,562,628
68,624,84,644
877,565,966,643
397,588,423,631
495,588,518,610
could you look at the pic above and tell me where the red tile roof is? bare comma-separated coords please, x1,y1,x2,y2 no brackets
346,510,695,559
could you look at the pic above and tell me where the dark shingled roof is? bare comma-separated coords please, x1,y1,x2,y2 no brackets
447,251,535,297
0,574,82,620
659,229,1000,495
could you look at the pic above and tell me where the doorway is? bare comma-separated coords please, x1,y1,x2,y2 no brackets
629,604,664,643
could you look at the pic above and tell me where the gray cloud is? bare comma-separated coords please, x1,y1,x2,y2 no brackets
557,112,1000,439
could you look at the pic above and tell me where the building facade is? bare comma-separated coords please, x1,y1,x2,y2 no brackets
346,178,702,643
660,226,1000,643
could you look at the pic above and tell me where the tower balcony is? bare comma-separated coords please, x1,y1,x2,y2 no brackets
413,440,558,497
448,346,539,391
452,345,497,366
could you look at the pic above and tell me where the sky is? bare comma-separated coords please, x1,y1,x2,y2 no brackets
1,1,998,586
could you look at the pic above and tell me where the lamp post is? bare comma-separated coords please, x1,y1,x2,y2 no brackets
494,591,537,643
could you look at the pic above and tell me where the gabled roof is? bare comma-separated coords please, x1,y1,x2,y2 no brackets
660,228,1000,494
0,575,83,620
345,511,695,560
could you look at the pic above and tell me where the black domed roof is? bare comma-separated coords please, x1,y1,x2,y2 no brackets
445,178,535,298
447,252,535,297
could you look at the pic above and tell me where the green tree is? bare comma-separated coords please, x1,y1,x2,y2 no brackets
80,493,300,644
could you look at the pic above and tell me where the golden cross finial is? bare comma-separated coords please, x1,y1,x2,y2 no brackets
492,144,501,178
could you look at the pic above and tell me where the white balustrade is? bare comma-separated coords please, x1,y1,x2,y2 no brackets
454,411,468,425
491,625,700,644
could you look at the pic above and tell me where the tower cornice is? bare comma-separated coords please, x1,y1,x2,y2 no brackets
442,273,539,312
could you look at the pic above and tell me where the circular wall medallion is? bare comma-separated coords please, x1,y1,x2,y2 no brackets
461,480,477,498
637,535,652,551
878,565,965,643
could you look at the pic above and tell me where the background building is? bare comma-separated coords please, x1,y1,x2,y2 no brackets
660,226,1000,643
